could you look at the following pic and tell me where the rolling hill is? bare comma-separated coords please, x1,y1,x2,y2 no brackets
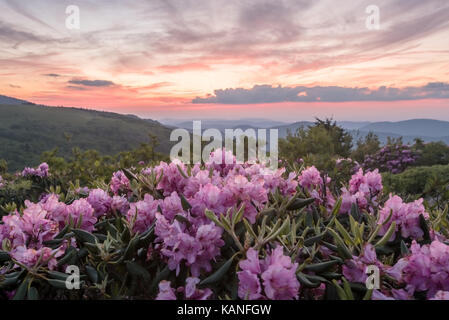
0,103,174,171
357,119,449,138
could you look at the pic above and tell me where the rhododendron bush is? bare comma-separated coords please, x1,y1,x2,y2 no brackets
1,150,449,300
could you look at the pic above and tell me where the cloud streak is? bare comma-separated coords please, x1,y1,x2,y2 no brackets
68,79,115,87
193,83,449,104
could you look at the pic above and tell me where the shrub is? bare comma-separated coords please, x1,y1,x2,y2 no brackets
1,150,448,300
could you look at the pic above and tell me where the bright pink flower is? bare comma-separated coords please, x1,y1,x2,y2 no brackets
391,241,449,298
238,246,299,300
87,189,112,217
156,281,177,300
378,195,429,240
160,192,184,221
127,194,159,233
298,166,322,190
66,199,97,232
110,170,131,195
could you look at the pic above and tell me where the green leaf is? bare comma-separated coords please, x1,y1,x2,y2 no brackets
342,278,355,300
332,280,347,300
47,271,70,281
374,222,396,247
0,270,24,288
85,265,99,284
27,287,39,300
303,260,339,273
335,219,355,247
180,193,192,211
232,204,245,226
54,224,70,240
72,229,98,244
177,164,189,179
13,278,29,300
47,278,69,289
297,272,321,288
287,198,315,211
367,224,382,244
126,261,150,281
124,236,140,260
400,240,410,256
200,254,237,285
42,238,64,247
243,218,257,239
350,203,360,221
303,233,324,247
326,228,353,260
205,210,222,228
57,247,77,267
419,214,431,244
363,288,373,300
0,250,11,263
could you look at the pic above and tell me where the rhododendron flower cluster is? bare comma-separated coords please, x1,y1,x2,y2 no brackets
340,168,383,214
389,240,449,299
378,195,429,240
1,149,448,301
237,246,300,300
110,170,131,195
21,162,49,178
297,166,335,210
156,277,213,300
343,244,384,284
155,211,224,277
363,144,417,174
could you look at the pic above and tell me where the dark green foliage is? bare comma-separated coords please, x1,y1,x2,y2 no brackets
279,118,353,171
351,132,381,163
413,140,449,167
382,164,449,207
0,104,173,171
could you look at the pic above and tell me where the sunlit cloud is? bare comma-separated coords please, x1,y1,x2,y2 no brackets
0,0,448,120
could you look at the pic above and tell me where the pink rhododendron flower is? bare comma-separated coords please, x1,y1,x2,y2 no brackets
343,244,383,283
111,196,129,214
127,194,159,233
110,170,131,195
66,199,97,232
378,195,429,240
155,213,224,277
298,166,323,190
156,280,177,300
390,240,449,298
22,163,49,178
238,246,300,300
87,189,112,217
430,291,449,300
156,278,213,300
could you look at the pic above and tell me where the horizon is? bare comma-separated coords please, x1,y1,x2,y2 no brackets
1,0,449,121
4,93,449,124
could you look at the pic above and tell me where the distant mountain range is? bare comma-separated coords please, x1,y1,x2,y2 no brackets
160,118,449,145
160,118,288,131
2,94,449,170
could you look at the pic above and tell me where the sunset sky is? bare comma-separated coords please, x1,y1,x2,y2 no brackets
1,0,449,121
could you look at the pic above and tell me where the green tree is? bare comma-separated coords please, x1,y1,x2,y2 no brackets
351,132,381,163
279,118,353,171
